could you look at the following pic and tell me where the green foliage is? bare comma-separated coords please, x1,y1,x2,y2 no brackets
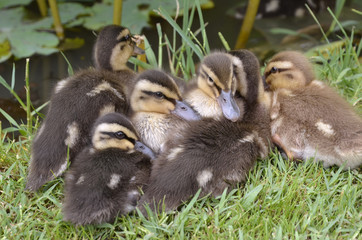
0,0,213,63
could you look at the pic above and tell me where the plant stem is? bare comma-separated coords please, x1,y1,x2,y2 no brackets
234,0,260,49
113,0,123,25
48,0,64,39
25,58,32,136
36,0,48,17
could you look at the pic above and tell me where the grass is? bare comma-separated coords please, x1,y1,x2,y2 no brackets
1,1,361,239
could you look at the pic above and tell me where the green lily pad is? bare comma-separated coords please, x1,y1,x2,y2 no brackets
56,2,87,25
0,7,25,29
0,0,32,9
0,38,11,62
7,30,59,59
82,3,113,31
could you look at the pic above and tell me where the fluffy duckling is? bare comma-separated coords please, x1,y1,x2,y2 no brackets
184,52,241,121
26,25,143,192
129,69,200,154
264,51,362,169
63,113,154,226
138,49,271,215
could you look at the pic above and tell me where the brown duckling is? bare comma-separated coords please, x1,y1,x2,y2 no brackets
63,113,154,226
184,52,241,121
129,69,200,155
26,25,143,192
264,51,362,169
137,49,271,215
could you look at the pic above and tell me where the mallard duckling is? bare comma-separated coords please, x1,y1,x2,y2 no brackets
129,69,200,154
26,25,143,192
63,113,154,226
138,50,271,215
184,52,241,121
264,51,362,169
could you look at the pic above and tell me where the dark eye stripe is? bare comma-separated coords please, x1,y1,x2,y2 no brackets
119,34,132,42
101,131,136,144
142,90,175,103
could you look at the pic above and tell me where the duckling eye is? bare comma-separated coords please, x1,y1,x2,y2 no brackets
114,131,125,139
270,67,278,73
124,34,130,41
208,76,214,84
154,91,165,99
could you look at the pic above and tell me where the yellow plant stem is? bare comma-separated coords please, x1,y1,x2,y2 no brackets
25,58,32,135
113,0,123,25
137,40,146,72
36,0,48,17
48,0,64,40
234,0,260,49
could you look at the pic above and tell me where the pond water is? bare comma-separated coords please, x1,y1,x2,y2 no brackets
0,0,359,127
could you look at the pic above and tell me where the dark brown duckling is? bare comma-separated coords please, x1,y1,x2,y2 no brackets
26,25,143,192
63,113,154,226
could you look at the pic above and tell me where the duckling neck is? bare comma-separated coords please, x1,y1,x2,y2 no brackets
131,112,175,154
185,88,223,119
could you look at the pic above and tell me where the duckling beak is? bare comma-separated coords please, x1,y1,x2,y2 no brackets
134,141,156,160
171,100,201,121
217,90,240,122
133,45,145,55
131,35,145,55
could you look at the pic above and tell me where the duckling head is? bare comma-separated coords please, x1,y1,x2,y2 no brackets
93,25,144,71
229,49,264,110
263,51,315,91
197,52,241,122
130,70,200,121
91,113,155,159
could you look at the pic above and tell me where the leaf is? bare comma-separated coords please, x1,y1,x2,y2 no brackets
0,37,11,63
0,0,32,9
56,2,87,25
82,3,113,31
7,30,59,59
0,7,25,30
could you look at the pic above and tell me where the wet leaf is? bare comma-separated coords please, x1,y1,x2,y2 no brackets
56,2,87,24
0,7,25,29
7,30,59,59
0,0,32,9
82,3,113,31
0,38,11,63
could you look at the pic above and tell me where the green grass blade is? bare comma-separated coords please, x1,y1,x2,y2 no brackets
128,57,153,70
0,75,26,110
144,36,158,68
60,51,74,76
0,108,20,128
157,7,204,60
11,63,15,90
196,0,210,53
218,32,231,51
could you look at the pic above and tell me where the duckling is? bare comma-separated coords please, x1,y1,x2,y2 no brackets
63,113,154,226
184,52,241,121
264,51,362,169
26,25,143,192
138,49,271,215
129,69,200,154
